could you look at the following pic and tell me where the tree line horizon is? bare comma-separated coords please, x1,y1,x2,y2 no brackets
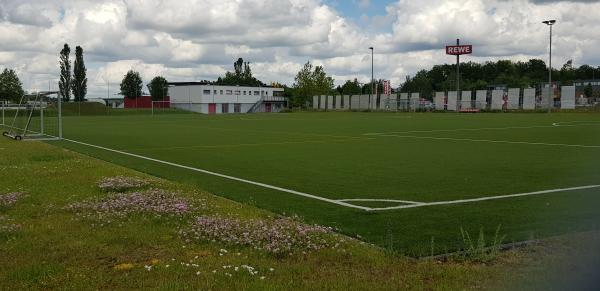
1,57,599,105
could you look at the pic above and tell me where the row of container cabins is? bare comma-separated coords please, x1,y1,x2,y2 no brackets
313,86,577,112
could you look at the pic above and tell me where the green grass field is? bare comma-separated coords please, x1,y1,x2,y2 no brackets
5,131,600,289
23,111,600,256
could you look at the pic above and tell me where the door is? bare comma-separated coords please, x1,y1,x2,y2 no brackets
265,103,272,113
208,103,216,114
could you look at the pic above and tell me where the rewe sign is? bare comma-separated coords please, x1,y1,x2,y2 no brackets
446,45,473,55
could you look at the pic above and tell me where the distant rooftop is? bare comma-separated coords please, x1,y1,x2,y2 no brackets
168,81,212,86
168,81,279,88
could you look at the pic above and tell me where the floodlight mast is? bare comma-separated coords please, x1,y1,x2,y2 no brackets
369,47,374,106
542,19,556,113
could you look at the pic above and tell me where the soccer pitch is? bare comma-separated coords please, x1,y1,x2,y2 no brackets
48,112,600,255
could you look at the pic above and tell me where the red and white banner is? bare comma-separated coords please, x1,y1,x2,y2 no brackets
446,45,473,55
383,80,392,96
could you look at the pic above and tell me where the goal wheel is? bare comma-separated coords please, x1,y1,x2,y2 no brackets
2,131,7,137
14,135,22,141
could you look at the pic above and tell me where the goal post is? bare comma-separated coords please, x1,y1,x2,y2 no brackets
1,92,62,141
151,100,173,115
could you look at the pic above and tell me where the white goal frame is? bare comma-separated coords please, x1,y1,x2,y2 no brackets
151,100,172,115
1,92,62,141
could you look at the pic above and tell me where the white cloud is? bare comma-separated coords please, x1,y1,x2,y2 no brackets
0,0,598,97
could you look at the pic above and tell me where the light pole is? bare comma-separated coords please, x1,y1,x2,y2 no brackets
369,47,374,106
542,19,556,113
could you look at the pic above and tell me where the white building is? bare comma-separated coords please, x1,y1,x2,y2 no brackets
168,82,286,114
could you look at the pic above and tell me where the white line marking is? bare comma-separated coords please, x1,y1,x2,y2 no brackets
370,185,600,211
552,121,600,127
127,138,363,151
58,138,373,211
371,134,600,148
364,125,563,135
45,137,600,213
337,198,424,205
364,120,600,136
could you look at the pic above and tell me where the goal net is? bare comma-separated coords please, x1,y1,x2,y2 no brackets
1,92,62,141
151,100,177,115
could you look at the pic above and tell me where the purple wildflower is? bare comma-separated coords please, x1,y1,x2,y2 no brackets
0,215,20,233
181,216,345,255
97,176,150,192
66,189,196,221
0,192,26,208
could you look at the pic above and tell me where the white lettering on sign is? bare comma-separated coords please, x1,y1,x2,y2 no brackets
446,45,473,55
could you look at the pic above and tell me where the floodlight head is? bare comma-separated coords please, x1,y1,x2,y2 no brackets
369,47,373,50
542,20,556,25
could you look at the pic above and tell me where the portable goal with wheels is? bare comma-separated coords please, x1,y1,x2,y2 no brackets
1,91,62,141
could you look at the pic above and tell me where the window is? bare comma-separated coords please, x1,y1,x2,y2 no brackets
234,103,241,113
222,103,229,113
220,90,223,94
273,91,284,97
203,90,211,95
243,91,246,95
226,90,232,95
234,90,240,95
214,90,217,94
254,91,259,95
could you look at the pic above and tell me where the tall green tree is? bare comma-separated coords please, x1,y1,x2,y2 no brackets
120,70,143,99
0,68,25,103
312,65,334,96
147,76,169,101
292,61,314,107
58,44,71,102
292,61,334,107
72,46,87,102
341,79,362,95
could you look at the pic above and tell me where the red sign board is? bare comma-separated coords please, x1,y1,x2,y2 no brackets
446,45,472,55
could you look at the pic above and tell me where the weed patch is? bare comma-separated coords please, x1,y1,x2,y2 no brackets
458,225,506,263
97,176,150,192
65,189,203,222
181,216,348,256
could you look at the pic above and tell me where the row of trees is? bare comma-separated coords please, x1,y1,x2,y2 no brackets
216,58,265,87
400,59,600,99
58,44,87,102
119,71,169,101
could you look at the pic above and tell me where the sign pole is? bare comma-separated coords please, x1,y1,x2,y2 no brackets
456,38,460,111
446,40,471,111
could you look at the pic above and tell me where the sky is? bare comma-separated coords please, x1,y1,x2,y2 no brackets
1,0,600,98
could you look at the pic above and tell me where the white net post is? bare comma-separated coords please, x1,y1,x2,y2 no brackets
58,92,62,139
40,105,44,136
152,100,172,115
1,101,5,125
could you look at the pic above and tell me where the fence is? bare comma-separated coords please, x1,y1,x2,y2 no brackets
312,85,591,112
